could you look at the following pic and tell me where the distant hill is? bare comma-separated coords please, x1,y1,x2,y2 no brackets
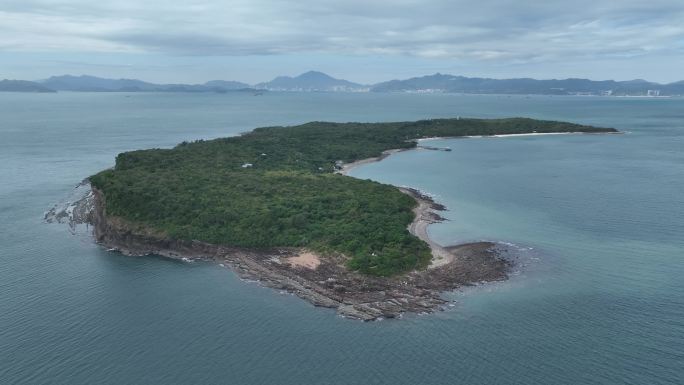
0,79,55,93
371,74,684,96
256,71,367,92
39,75,252,93
203,80,251,90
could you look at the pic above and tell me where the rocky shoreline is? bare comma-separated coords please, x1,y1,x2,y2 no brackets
44,184,510,320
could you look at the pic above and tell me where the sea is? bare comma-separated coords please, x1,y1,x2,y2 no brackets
1,92,682,385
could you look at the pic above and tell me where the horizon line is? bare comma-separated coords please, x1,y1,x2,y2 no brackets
6,71,683,87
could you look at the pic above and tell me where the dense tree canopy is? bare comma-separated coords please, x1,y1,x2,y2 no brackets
90,118,614,276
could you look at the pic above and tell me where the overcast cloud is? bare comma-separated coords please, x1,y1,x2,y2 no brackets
1,0,683,83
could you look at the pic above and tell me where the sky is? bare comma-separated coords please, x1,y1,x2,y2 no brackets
1,0,683,84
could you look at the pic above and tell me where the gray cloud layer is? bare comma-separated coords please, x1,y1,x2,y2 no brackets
2,0,683,66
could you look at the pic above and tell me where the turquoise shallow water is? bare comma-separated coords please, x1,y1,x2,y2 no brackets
1,92,682,384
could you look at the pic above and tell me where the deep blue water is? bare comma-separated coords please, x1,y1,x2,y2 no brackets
1,92,682,384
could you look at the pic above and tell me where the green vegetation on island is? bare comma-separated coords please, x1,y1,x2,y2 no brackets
89,118,615,276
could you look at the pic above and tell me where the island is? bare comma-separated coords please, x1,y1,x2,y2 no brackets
65,118,617,320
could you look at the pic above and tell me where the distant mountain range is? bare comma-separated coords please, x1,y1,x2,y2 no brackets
371,73,684,96
37,75,252,92
2,71,682,96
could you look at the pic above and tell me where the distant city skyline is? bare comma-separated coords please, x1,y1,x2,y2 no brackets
1,0,683,84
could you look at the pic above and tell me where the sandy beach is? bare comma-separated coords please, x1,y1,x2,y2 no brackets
415,131,621,142
399,188,454,268
336,148,408,175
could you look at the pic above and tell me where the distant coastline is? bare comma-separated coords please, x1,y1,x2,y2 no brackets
4,71,683,96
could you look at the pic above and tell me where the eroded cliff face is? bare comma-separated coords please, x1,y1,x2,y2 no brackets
91,187,113,245
92,187,234,259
